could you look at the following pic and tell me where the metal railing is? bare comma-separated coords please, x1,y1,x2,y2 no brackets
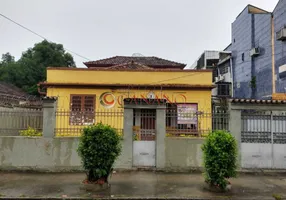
55,109,124,137
242,111,286,144
0,108,43,136
166,109,229,137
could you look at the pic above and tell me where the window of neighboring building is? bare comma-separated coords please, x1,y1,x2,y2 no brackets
217,83,231,97
70,95,95,125
220,65,229,74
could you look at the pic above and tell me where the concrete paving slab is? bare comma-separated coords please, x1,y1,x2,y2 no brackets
0,171,285,199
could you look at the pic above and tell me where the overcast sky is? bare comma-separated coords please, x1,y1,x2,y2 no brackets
0,0,279,68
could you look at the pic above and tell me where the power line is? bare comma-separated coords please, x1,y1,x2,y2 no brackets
0,13,91,61
149,71,203,84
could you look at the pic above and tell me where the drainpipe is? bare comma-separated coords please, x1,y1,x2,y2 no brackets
230,57,234,98
271,14,276,96
37,83,47,96
251,14,256,99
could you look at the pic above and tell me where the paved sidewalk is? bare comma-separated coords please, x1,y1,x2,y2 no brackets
0,171,285,199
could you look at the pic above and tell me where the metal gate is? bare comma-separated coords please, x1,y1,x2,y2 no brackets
132,109,156,167
241,111,286,169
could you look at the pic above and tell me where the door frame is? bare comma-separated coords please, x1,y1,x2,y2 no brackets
132,108,157,168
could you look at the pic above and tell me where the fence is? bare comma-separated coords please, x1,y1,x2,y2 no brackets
0,108,43,136
55,109,124,137
241,111,286,144
54,109,229,137
166,109,229,137
240,110,286,169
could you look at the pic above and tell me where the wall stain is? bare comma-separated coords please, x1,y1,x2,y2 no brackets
63,140,73,166
0,138,15,165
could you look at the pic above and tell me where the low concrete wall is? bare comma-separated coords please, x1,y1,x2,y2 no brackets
0,137,127,171
0,136,205,172
165,137,204,171
0,137,81,171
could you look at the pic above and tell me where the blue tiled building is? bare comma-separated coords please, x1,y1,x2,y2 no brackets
274,0,286,95
229,2,286,99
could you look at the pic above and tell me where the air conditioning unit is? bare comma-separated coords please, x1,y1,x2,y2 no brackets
218,75,225,81
250,47,260,57
277,28,286,41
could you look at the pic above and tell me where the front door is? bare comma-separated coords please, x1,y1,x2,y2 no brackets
132,109,156,167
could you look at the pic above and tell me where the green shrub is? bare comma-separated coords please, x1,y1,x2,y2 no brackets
19,127,42,137
77,123,122,183
201,130,238,190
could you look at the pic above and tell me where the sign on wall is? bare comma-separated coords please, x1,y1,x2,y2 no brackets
177,104,198,124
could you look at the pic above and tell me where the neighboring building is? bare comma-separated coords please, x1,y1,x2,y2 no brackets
0,82,41,108
189,51,233,110
190,51,222,70
212,51,233,98
229,5,272,99
226,1,286,99
39,56,214,137
274,0,286,98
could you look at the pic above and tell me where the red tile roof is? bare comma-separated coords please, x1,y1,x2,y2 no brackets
231,99,286,104
0,82,42,107
0,82,28,99
84,56,186,69
107,62,153,70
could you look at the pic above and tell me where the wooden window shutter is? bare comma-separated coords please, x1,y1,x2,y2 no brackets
71,95,82,111
84,96,95,111
83,96,95,125
70,95,95,125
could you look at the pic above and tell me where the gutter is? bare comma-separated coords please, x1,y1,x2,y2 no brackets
230,57,234,98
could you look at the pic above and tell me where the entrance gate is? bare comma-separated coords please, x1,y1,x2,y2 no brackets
132,109,156,167
241,111,286,169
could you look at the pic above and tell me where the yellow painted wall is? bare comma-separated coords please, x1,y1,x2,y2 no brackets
47,69,212,85
48,88,211,111
48,88,212,137
46,69,213,137
272,93,286,100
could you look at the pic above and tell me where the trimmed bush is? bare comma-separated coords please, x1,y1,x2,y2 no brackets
77,123,121,183
201,130,238,190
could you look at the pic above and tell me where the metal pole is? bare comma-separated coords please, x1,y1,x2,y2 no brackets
271,111,274,169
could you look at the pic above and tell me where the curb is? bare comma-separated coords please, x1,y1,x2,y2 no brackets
1,168,286,175
0,197,279,200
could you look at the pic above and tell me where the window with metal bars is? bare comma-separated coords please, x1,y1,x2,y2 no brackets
70,95,95,125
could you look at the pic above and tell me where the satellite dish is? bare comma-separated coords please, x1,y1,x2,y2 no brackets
132,53,144,57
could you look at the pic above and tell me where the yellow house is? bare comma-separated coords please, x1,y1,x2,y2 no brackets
40,56,213,137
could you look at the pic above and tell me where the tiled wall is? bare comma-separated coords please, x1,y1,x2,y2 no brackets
231,8,253,98
274,0,286,94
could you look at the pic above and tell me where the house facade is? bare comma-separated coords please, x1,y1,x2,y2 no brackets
40,56,213,168
40,56,214,133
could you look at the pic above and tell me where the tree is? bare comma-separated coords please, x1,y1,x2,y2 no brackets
0,40,76,95
1,52,15,65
